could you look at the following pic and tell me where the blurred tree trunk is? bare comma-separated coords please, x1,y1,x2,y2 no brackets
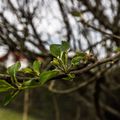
23,90,30,120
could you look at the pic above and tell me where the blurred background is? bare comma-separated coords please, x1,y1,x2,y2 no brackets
0,0,120,120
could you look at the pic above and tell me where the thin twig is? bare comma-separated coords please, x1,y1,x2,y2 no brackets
0,53,120,85
48,68,106,94
80,19,120,40
48,58,120,94
71,52,120,74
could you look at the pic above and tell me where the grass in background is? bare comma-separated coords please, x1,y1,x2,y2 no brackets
0,108,38,120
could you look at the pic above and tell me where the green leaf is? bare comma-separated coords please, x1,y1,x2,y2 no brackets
20,67,33,74
62,51,68,65
61,41,69,52
22,79,40,89
71,52,87,66
39,71,59,85
7,61,21,83
33,60,41,75
71,56,84,66
68,73,75,79
0,80,14,92
50,41,69,57
51,58,60,66
2,90,20,106
76,52,86,57
50,44,61,57
63,73,75,80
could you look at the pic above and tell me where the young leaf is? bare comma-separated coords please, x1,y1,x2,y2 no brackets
7,61,21,83
0,80,14,92
61,41,69,52
39,70,59,85
71,56,84,66
63,73,75,80
33,60,41,75
20,67,33,74
50,44,61,57
76,52,86,57
51,58,60,66
62,51,68,65
2,90,20,106
71,52,87,66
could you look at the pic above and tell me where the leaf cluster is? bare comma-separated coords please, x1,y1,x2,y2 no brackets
0,41,95,105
